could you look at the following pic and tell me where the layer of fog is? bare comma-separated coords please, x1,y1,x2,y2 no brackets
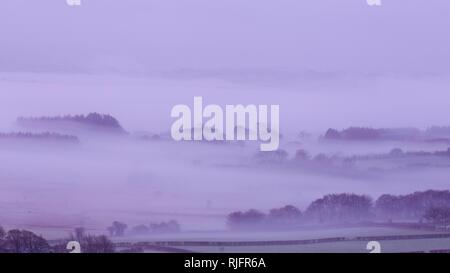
1,73,450,237
1,0,450,238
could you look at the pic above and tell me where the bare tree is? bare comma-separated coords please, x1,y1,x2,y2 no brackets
83,235,115,253
108,221,128,237
107,226,115,237
71,227,86,242
0,226,5,239
66,228,115,253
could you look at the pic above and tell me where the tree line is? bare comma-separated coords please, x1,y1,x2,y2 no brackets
323,126,450,142
227,190,450,230
17,113,125,131
0,132,79,143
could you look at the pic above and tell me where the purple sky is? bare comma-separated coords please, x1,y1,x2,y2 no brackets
1,0,450,75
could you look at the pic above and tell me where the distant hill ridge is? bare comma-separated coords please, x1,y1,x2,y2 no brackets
324,126,450,142
17,113,126,134
0,132,79,143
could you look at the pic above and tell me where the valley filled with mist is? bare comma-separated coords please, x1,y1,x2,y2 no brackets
1,73,450,243
1,0,450,252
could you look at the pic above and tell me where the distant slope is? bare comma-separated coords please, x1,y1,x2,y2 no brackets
323,127,450,143
17,113,127,135
0,132,79,144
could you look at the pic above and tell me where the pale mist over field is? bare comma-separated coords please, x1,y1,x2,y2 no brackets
0,0,450,242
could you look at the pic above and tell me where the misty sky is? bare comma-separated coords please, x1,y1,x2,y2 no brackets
1,0,450,75
1,1,450,133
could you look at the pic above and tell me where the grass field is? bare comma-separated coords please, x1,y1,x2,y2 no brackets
112,226,450,253
165,238,450,253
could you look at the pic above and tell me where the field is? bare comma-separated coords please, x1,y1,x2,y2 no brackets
111,226,450,253
160,238,450,253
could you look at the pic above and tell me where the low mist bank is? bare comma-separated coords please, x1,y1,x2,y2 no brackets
1,73,450,236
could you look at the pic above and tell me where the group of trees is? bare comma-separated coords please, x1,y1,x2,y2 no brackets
255,149,330,165
375,190,450,221
64,227,115,253
423,207,450,227
0,227,51,253
108,220,181,237
227,205,303,230
323,126,450,143
227,190,450,230
130,220,181,235
305,193,373,224
17,113,126,134
254,149,355,171
0,226,116,253
324,127,383,141
107,221,128,237
358,147,450,160
149,220,181,234
255,145,450,172
8,113,126,145
227,209,267,230
0,132,79,143
323,127,423,141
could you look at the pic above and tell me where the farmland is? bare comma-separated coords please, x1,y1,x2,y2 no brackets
111,226,450,253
